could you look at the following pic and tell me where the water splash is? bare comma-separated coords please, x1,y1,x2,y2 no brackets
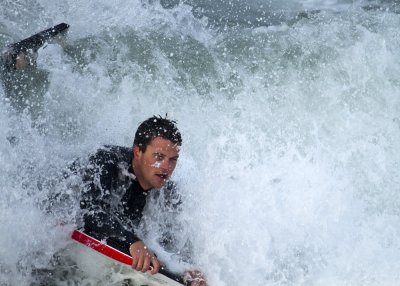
1,1,400,285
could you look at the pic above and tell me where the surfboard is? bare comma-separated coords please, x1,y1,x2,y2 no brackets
71,230,187,286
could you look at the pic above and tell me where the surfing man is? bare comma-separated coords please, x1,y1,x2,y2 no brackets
70,115,206,286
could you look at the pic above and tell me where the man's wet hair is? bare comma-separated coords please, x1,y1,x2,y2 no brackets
134,115,182,151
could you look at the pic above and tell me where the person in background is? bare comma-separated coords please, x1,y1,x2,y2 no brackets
1,23,69,72
0,23,69,121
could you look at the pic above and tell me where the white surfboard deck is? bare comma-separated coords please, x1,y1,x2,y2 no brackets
70,242,184,286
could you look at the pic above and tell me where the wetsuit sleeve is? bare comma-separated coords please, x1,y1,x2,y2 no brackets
80,194,140,255
75,150,141,256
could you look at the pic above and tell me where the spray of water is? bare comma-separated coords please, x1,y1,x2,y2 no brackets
1,0,400,285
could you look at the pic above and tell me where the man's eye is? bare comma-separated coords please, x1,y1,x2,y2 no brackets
154,154,163,160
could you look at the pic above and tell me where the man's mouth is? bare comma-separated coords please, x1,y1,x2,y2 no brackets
156,174,168,180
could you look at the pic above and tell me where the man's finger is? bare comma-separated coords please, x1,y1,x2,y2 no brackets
150,256,160,274
131,255,138,269
136,254,144,271
142,255,150,273
191,279,206,286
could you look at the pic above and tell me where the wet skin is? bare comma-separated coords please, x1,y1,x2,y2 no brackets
132,137,180,190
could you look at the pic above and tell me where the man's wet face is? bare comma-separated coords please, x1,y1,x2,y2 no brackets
133,137,180,190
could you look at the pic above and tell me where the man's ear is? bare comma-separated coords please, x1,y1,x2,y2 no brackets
133,145,141,158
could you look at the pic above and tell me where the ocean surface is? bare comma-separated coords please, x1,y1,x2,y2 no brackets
1,0,400,285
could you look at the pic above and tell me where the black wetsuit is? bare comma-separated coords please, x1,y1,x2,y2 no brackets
30,146,185,285
72,145,177,255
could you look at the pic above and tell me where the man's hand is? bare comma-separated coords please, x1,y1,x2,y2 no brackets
183,270,207,286
129,240,160,274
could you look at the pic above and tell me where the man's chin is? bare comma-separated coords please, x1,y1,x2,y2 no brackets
151,180,167,189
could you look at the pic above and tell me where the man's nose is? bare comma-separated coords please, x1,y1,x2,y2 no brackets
160,159,174,172
159,159,169,171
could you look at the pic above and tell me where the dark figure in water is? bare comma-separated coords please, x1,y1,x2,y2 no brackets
0,23,69,145
0,23,69,114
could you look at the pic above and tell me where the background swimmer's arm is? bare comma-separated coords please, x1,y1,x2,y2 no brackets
1,23,69,70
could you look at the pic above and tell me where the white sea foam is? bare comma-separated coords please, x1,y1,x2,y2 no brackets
1,1,400,285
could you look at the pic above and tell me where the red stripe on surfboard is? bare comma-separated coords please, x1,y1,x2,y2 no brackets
70,229,187,285
71,229,133,265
